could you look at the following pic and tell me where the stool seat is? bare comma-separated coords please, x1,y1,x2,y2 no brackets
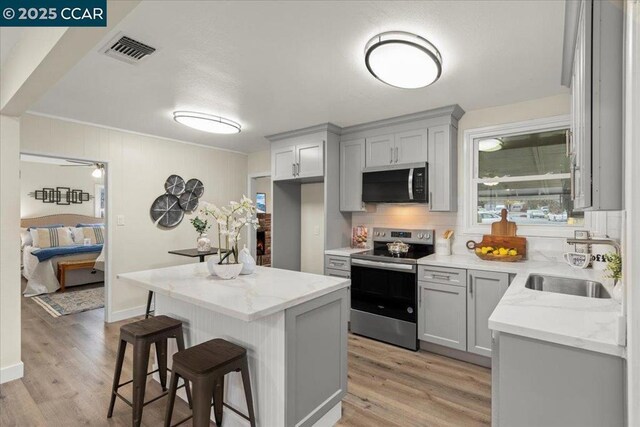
121,315,183,339
173,338,246,374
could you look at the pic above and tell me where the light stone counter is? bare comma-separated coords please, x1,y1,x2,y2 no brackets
417,254,625,357
324,247,369,256
118,263,349,321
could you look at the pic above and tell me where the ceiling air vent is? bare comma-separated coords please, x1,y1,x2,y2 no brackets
101,33,156,65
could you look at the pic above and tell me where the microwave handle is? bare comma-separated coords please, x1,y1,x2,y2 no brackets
408,168,414,200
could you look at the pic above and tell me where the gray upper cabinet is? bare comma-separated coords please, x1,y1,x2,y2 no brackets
340,138,366,212
271,139,324,182
427,124,457,212
394,129,428,165
562,0,623,211
365,134,394,167
418,275,467,351
272,144,297,181
296,141,324,179
467,269,509,357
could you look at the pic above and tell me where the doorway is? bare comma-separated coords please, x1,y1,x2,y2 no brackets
247,172,271,266
19,152,110,320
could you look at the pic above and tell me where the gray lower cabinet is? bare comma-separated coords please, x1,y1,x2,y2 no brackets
339,138,366,212
492,332,624,427
286,288,349,427
467,269,509,357
418,280,467,351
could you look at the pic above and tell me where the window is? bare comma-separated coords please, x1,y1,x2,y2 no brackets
465,116,584,235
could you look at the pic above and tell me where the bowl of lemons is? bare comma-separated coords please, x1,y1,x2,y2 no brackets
474,246,523,262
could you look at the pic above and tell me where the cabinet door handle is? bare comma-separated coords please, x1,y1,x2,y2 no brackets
390,147,393,163
469,276,473,295
296,162,300,176
419,286,422,307
565,129,572,157
570,159,576,200
394,147,399,163
432,274,450,281
429,191,433,210
292,163,296,177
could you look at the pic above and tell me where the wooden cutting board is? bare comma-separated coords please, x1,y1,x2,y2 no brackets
491,209,518,236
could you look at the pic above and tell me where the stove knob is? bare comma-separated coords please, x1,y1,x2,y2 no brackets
381,232,386,237
418,233,424,239
425,232,431,240
374,232,379,237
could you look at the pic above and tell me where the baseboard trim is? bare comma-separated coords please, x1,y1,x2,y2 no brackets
109,305,146,323
421,341,492,368
0,362,24,384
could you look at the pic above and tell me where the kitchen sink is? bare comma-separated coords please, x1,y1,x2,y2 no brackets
525,274,611,299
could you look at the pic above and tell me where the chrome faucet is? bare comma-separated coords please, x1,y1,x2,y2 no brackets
566,237,621,255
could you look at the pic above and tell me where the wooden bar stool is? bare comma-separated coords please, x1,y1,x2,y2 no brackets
107,315,192,427
164,338,256,427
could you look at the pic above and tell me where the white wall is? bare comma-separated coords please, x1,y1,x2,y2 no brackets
20,114,248,318
352,94,622,260
300,182,324,274
20,160,103,218
248,149,270,174
0,115,23,383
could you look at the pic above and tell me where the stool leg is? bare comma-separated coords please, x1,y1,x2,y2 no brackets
174,329,192,408
213,376,224,426
132,340,151,427
240,358,257,427
107,339,127,418
156,339,168,391
164,370,180,427
192,376,215,427
145,291,154,318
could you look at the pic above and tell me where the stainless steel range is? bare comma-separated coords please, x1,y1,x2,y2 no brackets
350,227,435,350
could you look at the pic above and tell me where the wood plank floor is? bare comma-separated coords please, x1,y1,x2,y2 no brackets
1,287,491,426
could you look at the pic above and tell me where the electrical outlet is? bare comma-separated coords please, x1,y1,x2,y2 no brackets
117,215,125,226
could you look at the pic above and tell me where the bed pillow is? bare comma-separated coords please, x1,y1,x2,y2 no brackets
81,226,105,244
70,227,85,244
20,228,33,248
27,224,63,231
35,227,74,248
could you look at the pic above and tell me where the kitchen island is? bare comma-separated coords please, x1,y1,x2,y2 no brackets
118,263,350,427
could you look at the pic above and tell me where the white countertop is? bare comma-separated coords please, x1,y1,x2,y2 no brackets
118,263,350,322
418,254,624,357
324,247,369,256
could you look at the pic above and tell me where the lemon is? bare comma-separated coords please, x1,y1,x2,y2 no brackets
475,248,482,254
509,249,518,256
481,247,489,255
499,248,508,256
492,250,500,256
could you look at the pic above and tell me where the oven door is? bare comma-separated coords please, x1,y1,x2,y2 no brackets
350,259,417,323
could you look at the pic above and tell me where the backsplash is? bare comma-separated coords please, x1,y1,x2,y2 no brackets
351,205,623,262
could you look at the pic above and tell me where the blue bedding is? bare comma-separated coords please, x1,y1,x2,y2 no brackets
31,244,103,262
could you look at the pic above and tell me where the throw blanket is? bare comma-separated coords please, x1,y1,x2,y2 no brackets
31,244,103,262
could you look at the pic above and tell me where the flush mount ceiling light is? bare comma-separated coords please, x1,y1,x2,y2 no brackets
365,31,442,89
478,138,503,152
173,111,241,134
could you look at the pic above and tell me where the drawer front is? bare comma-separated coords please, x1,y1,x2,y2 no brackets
325,268,350,279
325,255,350,272
418,265,466,287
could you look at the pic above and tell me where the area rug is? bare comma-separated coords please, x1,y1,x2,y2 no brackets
32,287,104,317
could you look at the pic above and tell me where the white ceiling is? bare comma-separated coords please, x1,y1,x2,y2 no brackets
28,1,568,153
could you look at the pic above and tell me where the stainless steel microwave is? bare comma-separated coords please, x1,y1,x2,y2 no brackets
362,163,428,204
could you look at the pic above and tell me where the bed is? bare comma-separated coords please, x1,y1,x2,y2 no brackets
21,214,105,296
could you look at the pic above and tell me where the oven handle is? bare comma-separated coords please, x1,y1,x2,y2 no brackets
351,258,416,272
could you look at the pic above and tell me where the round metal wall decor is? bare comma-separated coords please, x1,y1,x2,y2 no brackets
179,191,199,212
150,194,184,228
185,178,204,198
165,174,186,195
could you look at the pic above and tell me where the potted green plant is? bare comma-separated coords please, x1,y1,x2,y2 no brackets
190,216,211,252
604,252,623,301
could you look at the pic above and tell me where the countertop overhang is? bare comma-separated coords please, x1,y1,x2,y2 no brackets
418,254,625,357
118,263,350,322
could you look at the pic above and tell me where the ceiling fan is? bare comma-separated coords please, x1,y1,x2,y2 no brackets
60,160,105,178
